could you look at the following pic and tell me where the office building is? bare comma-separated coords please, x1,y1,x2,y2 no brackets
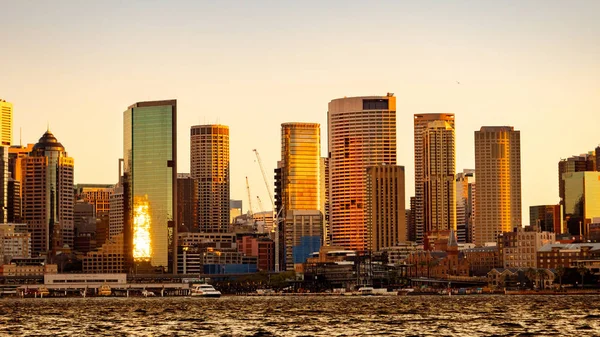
563,171,600,236
280,123,323,270
529,205,563,233
285,210,322,270
7,178,21,223
124,100,177,271
177,173,198,233
21,130,74,255
0,99,12,146
414,113,455,243
190,124,229,233
328,95,397,251
75,184,113,217
230,199,243,224
366,165,406,252
0,146,8,223
456,169,475,243
558,153,596,209
498,226,554,268
423,119,456,236
474,126,521,245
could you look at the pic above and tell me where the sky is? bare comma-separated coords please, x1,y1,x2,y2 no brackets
1,0,599,226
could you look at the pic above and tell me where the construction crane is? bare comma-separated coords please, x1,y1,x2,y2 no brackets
252,149,274,208
245,176,253,217
256,196,265,214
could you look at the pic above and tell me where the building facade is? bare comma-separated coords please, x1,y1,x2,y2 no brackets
0,99,12,146
328,95,397,251
498,226,555,268
474,126,521,245
75,184,113,217
124,100,177,271
563,171,600,237
190,125,229,233
414,113,455,244
177,173,198,233
529,205,563,233
21,131,74,256
284,210,322,271
558,153,596,210
456,169,476,243
366,165,406,252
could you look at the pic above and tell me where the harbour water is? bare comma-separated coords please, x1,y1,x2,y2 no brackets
1,295,599,336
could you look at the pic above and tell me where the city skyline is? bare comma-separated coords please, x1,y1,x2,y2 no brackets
2,1,600,228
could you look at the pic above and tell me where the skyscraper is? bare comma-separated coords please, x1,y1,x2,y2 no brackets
414,113,455,243
456,169,475,243
474,126,521,245
328,94,397,251
177,173,198,233
558,152,596,210
366,164,406,252
124,100,177,271
280,122,322,270
0,99,13,146
563,171,600,236
190,125,229,233
21,130,74,255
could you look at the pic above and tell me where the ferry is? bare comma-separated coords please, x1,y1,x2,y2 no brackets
98,284,112,296
190,284,221,298
37,286,50,297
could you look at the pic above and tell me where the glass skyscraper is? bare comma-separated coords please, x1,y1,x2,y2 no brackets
124,100,177,271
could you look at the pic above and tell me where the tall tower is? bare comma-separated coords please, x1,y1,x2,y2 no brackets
414,113,455,243
190,125,230,233
0,99,13,146
21,130,74,256
366,165,406,252
281,122,322,270
124,100,177,272
456,169,475,243
474,126,521,245
328,94,397,251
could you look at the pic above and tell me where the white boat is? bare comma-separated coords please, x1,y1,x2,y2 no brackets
190,284,221,298
357,287,375,296
142,289,155,297
98,284,112,296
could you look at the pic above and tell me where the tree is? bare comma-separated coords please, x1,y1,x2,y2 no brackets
525,268,537,289
555,266,566,289
577,266,589,288
536,269,547,290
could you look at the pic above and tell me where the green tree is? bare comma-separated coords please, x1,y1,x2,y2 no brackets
555,266,566,289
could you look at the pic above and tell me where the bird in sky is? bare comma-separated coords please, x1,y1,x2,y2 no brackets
456,81,461,84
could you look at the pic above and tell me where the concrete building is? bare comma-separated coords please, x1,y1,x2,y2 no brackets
563,171,600,237
537,243,600,269
414,113,455,244
0,99,13,146
280,123,323,270
529,205,563,233
462,246,501,276
474,126,521,245
321,157,330,245
177,173,198,233
75,184,113,217
0,224,31,264
328,95,397,251
108,184,124,239
366,165,406,252
456,169,476,243
285,210,322,271
190,124,229,233
239,236,275,271
7,178,21,223
0,146,8,223
498,226,555,268
82,233,125,274
124,100,177,271
229,199,243,224
21,130,75,256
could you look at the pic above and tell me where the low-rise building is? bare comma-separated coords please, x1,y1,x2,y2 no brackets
537,243,600,269
82,233,125,273
498,226,555,268
463,246,501,276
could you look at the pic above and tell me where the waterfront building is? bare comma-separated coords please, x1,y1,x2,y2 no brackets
563,171,600,236
366,165,406,252
456,169,475,243
529,205,563,233
21,130,74,256
190,124,229,233
0,262,57,277
239,235,275,271
497,226,555,268
328,94,397,251
414,113,455,244
474,126,521,245
405,233,470,278
462,246,500,276
379,242,419,265
280,123,323,270
124,100,177,272
0,224,31,264
0,99,13,146
177,173,198,233
537,243,600,269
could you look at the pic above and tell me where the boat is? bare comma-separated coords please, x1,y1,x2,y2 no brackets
190,284,221,297
37,286,50,297
98,284,112,296
357,287,375,296
142,289,155,297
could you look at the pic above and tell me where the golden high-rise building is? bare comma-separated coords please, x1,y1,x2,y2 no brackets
474,126,521,245
328,94,396,251
21,131,74,255
0,99,13,146
414,113,455,243
190,124,230,233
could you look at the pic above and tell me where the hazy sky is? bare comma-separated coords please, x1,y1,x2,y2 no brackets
1,1,599,226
